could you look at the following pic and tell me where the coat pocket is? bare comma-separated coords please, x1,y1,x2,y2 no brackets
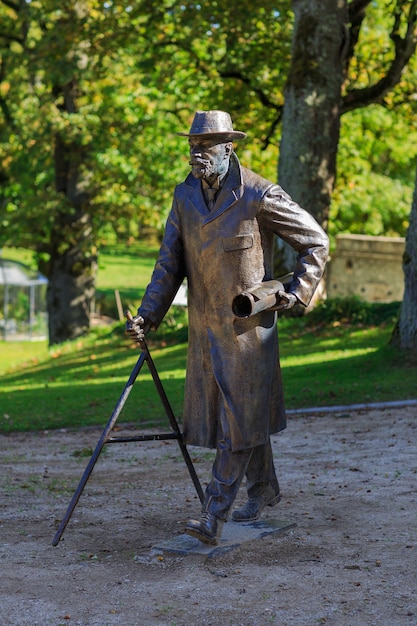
222,234,254,251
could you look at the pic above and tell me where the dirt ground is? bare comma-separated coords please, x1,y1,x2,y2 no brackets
1,404,416,626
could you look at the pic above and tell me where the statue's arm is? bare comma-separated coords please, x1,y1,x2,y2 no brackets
259,185,329,307
138,197,186,329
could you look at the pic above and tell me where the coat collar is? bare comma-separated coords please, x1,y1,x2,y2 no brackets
184,153,244,223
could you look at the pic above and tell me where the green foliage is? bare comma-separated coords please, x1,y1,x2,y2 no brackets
332,105,417,241
331,171,412,239
1,0,416,263
331,1,417,240
0,1,192,258
300,296,400,327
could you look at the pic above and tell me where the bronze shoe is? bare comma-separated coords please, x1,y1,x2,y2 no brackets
232,485,281,522
185,512,224,545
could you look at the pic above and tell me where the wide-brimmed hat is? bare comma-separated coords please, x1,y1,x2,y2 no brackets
178,110,247,141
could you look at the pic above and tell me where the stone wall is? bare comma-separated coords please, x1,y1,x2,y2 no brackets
327,234,405,303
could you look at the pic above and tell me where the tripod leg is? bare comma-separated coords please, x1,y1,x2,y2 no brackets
142,340,204,504
52,351,147,546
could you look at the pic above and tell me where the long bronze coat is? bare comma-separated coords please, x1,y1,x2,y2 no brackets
139,154,329,451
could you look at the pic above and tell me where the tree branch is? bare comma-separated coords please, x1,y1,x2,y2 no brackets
218,69,283,148
261,112,283,151
0,94,17,129
0,0,20,12
342,0,417,113
0,31,24,45
348,0,373,22
149,35,284,147
345,0,373,73
218,69,283,113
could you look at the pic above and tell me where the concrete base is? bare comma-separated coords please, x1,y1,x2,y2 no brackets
152,518,296,558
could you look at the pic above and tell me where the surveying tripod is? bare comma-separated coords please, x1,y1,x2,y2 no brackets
52,328,204,546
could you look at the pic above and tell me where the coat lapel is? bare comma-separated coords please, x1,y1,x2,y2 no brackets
205,153,244,224
184,174,207,217
183,153,244,223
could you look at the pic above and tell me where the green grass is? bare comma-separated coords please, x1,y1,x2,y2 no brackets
280,322,416,408
0,247,37,269
95,243,159,317
1,245,416,433
1,312,415,434
0,340,49,372
0,322,187,433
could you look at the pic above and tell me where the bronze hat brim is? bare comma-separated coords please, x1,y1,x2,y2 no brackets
177,131,247,140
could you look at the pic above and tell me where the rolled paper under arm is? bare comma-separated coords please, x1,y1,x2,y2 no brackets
232,280,285,318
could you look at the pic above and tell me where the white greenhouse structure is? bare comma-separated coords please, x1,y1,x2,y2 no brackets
0,258,48,340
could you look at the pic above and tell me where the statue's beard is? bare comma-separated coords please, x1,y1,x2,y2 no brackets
189,159,216,180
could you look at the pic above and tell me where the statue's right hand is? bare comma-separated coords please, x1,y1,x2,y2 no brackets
125,313,152,343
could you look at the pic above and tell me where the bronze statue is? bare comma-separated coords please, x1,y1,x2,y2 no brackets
127,110,329,545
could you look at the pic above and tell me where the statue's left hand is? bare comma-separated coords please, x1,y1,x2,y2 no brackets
277,290,298,310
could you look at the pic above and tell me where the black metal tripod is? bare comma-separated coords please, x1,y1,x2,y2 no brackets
52,337,204,546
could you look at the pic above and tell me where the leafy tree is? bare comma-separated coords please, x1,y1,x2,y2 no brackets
331,104,415,241
0,0,188,344
1,1,111,343
276,0,417,268
1,0,416,344
129,0,417,256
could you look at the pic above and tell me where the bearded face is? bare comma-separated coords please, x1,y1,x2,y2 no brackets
189,139,232,182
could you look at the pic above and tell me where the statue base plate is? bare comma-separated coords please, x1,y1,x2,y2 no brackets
152,518,296,558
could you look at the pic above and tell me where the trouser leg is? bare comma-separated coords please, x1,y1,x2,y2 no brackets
230,438,281,523
204,444,252,521
244,438,280,499
203,406,252,521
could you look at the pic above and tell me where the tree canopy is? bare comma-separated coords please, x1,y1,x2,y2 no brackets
1,0,416,343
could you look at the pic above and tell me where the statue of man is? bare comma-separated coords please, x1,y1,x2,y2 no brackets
127,110,329,545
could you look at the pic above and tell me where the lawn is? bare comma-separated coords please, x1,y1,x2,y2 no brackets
0,245,415,434
95,242,160,317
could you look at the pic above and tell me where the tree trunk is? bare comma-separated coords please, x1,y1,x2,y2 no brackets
392,166,417,352
276,0,349,273
46,81,97,346
47,244,97,346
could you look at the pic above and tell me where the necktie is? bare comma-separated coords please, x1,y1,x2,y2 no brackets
206,187,217,211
